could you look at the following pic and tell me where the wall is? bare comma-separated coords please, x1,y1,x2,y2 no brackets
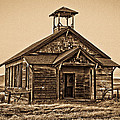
60,66,91,99
96,67,112,99
33,65,57,102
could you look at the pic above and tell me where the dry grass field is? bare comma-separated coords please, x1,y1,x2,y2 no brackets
0,99,120,120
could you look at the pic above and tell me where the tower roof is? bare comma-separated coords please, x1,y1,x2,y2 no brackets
49,7,78,17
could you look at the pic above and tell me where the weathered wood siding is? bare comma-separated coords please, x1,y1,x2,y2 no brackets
22,62,27,88
33,66,57,100
60,66,91,99
30,33,102,58
96,68,112,99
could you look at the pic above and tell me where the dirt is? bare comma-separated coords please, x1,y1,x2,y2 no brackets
0,100,120,120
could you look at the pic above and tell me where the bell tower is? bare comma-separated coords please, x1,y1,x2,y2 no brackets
49,7,78,33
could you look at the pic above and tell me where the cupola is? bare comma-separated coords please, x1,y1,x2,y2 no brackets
49,7,78,33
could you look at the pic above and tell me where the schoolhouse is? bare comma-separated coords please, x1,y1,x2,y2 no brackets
1,7,120,103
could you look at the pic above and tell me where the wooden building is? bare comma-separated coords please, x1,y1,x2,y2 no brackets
0,7,120,103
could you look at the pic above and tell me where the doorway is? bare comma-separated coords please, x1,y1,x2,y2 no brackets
64,73,75,97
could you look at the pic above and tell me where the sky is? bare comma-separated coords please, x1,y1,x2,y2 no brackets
0,0,120,77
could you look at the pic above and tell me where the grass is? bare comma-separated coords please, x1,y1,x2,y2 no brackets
0,99,120,120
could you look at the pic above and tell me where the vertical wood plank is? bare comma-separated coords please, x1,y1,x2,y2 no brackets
90,69,92,98
56,68,60,100
5,67,7,87
66,17,68,26
58,13,60,30
28,66,29,89
14,65,17,87
32,71,34,102
111,71,113,98
13,66,15,87
10,66,13,87
20,63,22,87
94,68,96,100
53,16,55,32
17,64,19,87
26,66,28,88
8,67,10,87
72,15,74,28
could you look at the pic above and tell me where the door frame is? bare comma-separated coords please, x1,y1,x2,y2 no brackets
63,73,75,98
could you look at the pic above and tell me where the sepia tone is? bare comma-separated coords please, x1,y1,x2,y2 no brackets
0,1,120,119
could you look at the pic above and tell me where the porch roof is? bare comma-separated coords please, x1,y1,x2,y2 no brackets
24,54,58,65
95,58,120,67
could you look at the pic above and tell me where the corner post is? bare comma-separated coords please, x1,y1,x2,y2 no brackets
94,67,96,100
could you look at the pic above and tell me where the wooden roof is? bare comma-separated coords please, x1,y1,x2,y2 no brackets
0,28,67,66
53,48,79,64
95,58,120,67
24,55,58,65
49,7,78,17
53,47,120,67
1,26,119,67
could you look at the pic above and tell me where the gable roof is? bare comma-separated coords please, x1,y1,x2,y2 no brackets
53,48,79,64
0,28,68,66
53,47,119,67
0,26,114,67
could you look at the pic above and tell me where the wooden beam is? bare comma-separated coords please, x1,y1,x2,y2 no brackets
8,67,10,87
19,63,22,87
58,13,60,30
56,68,60,100
14,65,17,87
53,16,55,32
13,66,15,87
111,71,113,98
31,71,34,103
26,66,28,88
17,64,19,87
5,67,8,87
72,15,74,28
28,66,29,89
10,66,13,87
94,68,96,100
90,69,92,98
66,17,68,26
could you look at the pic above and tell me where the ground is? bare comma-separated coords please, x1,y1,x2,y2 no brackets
0,99,120,120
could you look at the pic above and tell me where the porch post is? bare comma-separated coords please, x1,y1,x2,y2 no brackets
94,67,96,100
56,68,60,100
90,69,92,99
